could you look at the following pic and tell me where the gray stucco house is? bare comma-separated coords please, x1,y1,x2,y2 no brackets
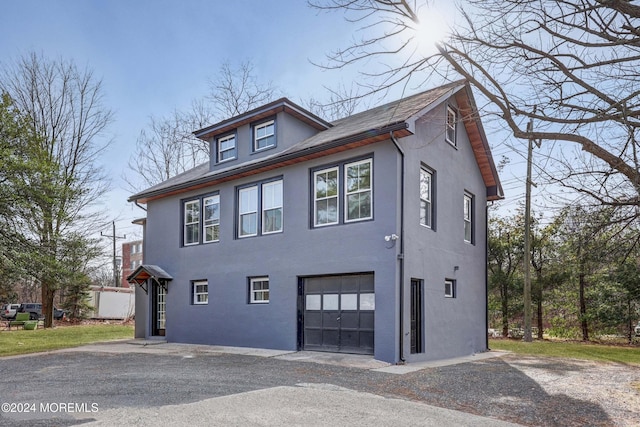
127,80,503,364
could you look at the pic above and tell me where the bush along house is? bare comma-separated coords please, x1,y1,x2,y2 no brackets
127,80,503,364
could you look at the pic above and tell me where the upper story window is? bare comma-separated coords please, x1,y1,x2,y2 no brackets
314,167,339,226
420,166,434,229
184,200,200,246
238,178,283,238
203,195,220,243
446,106,457,146
345,159,372,222
464,193,473,243
217,133,236,163
183,192,220,246
254,120,276,151
312,157,373,227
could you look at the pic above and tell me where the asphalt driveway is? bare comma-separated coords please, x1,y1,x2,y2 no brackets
0,341,638,426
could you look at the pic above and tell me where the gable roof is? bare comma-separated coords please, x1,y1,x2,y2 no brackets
129,81,503,203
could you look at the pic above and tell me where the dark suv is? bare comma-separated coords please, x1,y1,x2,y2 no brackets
17,303,66,320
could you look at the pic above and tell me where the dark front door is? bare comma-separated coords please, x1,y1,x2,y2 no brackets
410,279,424,354
301,274,374,355
151,282,166,336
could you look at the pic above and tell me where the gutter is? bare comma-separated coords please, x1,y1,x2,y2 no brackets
129,122,409,203
390,131,406,364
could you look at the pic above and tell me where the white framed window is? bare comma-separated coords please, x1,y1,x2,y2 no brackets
193,280,208,305
184,200,200,246
312,158,373,227
217,134,236,162
262,180,283,234
254,120,275,151
130,244,136,254
420,167,433,228
249,277,269,303
203,195,220,243
239,186,258,237
130,261,136,270
446,106,457,146
314,167,339,226
345,159,372,222
238,178,283,238
445,279,456,298
464,193,473,243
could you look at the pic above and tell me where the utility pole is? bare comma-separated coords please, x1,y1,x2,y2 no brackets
101,221,126,288
524,112,541,342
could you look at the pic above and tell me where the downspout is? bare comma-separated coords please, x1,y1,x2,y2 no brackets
135,201,147,212
486,202,490,351
390,131,406,363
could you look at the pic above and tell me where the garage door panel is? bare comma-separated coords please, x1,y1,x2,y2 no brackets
305,312,322,327
360,312,375,329
304,329,323,347
340,312,359,328
359,331,374,350
322,330,339,348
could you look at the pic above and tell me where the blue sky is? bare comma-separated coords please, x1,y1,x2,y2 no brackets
0,1,366,241
1,1,527,254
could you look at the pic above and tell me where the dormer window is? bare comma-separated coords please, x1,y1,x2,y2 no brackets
217,134,236,163
254,120,275,151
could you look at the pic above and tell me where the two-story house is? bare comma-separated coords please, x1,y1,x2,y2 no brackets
127,80,503,364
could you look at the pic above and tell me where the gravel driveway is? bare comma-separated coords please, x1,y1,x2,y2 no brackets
0,343,638,426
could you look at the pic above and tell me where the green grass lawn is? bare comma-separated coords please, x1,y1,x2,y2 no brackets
490,338,640,365
0,324,134,357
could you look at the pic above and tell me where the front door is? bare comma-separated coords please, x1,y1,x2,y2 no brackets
152,282,166,336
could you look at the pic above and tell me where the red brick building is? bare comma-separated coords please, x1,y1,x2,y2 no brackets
121,240,143,288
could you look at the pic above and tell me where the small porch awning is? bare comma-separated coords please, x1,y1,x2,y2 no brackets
127,265,173,294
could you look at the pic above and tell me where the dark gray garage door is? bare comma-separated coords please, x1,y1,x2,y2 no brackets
302,274,374,355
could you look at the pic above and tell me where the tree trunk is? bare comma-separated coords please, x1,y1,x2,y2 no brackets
579,272,589,341
537,297,543,339
501,282,509,337
41,282,55,328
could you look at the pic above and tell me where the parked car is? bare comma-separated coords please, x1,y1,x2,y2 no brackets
16,303,65,320
1,303,20,320
635,321,640,337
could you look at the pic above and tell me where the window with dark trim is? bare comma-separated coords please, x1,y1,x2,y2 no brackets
193,280,208,305
249,277,269,303
464,193,474,244
237,178,283,238
445,279,456,298
182,192,220,246
312,156,373,228
217,133,236,162
184,199,200,246
420,166,434,229
446,106,457,146
253,119,276,151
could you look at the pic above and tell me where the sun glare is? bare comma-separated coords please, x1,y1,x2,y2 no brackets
412,8,449,55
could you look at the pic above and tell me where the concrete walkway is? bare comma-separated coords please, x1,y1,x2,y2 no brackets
54,339,509,373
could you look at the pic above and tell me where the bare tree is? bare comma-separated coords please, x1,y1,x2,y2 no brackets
208,61,277,118
303,82,368,121
126,60,278,190
0,52,113,327
309,0,640,213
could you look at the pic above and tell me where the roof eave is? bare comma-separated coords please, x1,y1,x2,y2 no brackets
193,98,332,140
